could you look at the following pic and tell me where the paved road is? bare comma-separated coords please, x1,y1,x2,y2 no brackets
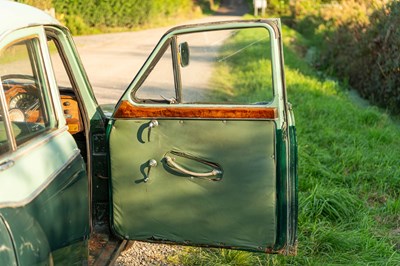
73,0,248,105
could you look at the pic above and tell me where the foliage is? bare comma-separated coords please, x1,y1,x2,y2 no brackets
341,1,400,113
18,0,198,35
17,0,52,9
264,0,291,15
196,0,222,14
210,28,273,103
247,0,291,16
176,24,400,266
290,0,400,114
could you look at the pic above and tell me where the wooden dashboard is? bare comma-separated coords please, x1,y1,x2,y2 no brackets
61,94,83,135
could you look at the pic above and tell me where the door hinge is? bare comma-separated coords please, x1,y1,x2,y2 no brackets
282,122,288,140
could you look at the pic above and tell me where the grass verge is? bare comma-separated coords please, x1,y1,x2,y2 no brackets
174,25,400,265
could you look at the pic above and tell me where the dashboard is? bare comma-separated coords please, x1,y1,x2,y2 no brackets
4,83,41,122
2,78,83,135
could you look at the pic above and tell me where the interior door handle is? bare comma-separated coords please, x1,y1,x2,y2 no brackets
148,119,158,142
0,160,14,171
144,159,157,182
164,156,222,178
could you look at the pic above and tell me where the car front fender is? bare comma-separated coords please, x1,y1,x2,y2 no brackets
0,210,53,265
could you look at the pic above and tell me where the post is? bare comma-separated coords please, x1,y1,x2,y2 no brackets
254,0,267,16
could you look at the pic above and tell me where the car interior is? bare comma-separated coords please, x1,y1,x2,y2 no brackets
0,33,88,163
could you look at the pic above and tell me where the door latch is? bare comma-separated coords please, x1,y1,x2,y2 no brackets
0,160,14,171
144,159,157,182
148,120,158,142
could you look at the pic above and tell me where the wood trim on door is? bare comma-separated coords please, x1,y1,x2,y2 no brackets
114,100,278,119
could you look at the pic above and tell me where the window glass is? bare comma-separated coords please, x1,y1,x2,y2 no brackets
47,36,85,136
47,39,73,89
0,38,56,146
133,27,273,105
135,44,175,103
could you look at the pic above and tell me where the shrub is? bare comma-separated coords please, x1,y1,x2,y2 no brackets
19,0,197,34
17,0,52,9
291,0,400,114
355,1,400,113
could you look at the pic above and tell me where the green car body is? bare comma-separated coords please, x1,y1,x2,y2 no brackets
0,2,297,265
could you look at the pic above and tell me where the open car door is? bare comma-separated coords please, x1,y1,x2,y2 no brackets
108,20,297,254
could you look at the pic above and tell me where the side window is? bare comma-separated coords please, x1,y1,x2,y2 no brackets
133,27,273,105
134,42,176,103
0,37,57,147
47,38,73,90
46,35,84,135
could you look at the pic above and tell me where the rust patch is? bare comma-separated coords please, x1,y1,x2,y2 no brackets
265,241,298,255
114,100,278,119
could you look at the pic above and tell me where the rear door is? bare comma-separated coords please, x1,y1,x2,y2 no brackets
108,20,296,253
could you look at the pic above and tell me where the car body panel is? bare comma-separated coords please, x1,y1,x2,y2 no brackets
0,130,89,264
0,209,52,265
0,1,59,39
0,129,79,205
0,216,17,266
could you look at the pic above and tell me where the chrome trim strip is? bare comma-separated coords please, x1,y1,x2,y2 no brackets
7,126,68,162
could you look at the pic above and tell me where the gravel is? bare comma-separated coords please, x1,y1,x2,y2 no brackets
115,241,184,266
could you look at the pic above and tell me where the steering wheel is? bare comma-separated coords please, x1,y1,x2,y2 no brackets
1,74,36,84
1,74,40,123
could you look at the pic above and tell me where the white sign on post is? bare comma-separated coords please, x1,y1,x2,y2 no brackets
254,0,267,8
253,0,267,16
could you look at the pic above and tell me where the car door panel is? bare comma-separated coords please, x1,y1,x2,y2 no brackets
110,117,277,251
0,130,89,262
108,20,297,254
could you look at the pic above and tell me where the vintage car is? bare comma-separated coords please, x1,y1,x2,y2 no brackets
0,1,297,265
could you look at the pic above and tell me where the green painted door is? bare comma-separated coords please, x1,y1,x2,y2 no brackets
109,20,296,253
0,26,89,264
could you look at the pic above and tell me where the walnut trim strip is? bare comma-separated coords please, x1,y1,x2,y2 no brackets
114,101,278,119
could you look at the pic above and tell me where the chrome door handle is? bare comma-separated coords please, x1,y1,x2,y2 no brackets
164,156,222,178
148,120,158,142
144,159,157,182
0,160,14,171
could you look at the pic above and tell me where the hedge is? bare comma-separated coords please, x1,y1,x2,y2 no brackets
18,0,196,35
291,0,400,114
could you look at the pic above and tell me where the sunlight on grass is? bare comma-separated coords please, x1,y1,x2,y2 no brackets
208,27,274,103
175,25,400,265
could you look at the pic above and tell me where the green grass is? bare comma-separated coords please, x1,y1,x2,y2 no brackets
174,25,400,265
209,27,273,103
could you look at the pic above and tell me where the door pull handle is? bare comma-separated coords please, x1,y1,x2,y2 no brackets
164,156,222,178
147,120,158,142
0,160,14,171
144,159,157,182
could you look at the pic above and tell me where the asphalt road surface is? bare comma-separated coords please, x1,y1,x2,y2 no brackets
73,0,249,105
